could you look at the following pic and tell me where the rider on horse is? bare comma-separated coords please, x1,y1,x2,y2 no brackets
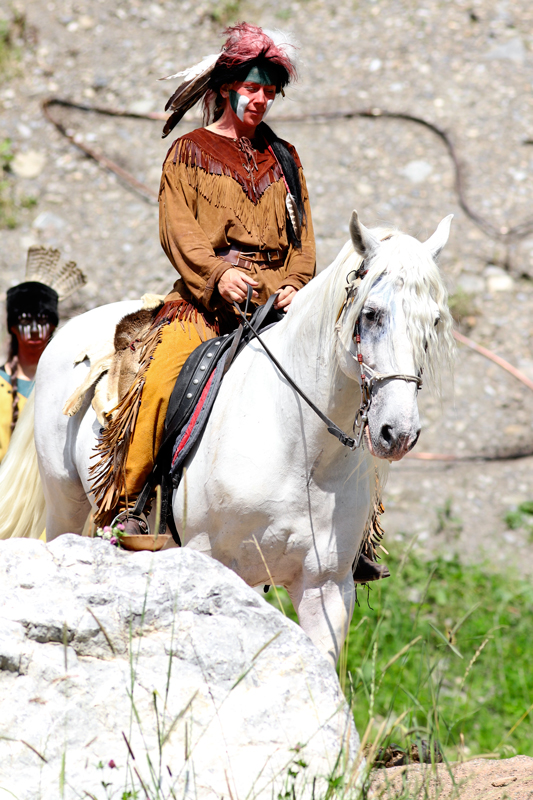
90,23,387,582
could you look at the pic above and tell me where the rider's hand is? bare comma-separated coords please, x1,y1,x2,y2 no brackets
218,268,259,303
274,285,297,311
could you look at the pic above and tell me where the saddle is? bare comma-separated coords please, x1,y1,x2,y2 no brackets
63,294,165,423
130,292,284,540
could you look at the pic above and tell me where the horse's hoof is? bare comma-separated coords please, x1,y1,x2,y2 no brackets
353,552,391,583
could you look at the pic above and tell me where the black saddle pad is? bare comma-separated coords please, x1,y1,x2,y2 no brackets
132,295,283,523
163,295,282,455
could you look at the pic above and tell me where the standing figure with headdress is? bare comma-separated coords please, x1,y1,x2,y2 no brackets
0,246,86,461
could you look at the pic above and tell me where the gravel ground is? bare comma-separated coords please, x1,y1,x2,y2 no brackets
2,0,533,571
371,755,533,799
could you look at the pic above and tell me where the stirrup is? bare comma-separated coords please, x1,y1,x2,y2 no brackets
111,509,150,535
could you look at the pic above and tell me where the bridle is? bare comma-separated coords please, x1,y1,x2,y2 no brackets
234,263,422,451
343,264,423,448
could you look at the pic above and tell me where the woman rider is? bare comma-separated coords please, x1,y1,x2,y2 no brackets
91,23,315,521
91,23,386,582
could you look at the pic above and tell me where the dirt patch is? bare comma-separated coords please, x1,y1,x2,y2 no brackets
371,755,533,799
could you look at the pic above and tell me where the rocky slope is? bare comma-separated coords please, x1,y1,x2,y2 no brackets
0,535,359,799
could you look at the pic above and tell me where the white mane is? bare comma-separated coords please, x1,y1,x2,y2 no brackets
289,226,455,391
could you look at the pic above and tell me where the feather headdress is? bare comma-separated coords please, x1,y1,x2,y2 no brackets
160,23,298,138
24,246,86,300
6,247,87,331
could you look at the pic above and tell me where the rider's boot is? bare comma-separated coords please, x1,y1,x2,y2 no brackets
118,513,149,536
353,552,390,583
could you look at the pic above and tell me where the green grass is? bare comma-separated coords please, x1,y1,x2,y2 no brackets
0,10,27,77
447,288,478,328
0,138,18,229
269,547,533,762
207,0,243,24
504,501,533,542
0,14,38,229
0,138,38,228
0,17,14,74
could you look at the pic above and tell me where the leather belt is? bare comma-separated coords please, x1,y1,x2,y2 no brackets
216,245,286,270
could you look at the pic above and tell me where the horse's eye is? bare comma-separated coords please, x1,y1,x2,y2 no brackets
434,315,440,327
364,308,378,323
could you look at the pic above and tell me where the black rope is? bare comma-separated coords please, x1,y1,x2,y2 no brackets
233,291,356,449
279,106,533,244
41,97,533,245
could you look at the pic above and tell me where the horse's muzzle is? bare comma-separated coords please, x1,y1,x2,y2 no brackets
367,424,421,461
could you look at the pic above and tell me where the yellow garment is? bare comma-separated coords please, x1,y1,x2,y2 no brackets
0,374,28,462
123,319,215,502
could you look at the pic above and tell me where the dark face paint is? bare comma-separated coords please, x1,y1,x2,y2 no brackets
244,64,277,85
13,312,54,345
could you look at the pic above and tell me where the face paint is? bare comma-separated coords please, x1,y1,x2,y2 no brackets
244,64,276,85
14,313,52,344
229,89,250,122
263,98,274,119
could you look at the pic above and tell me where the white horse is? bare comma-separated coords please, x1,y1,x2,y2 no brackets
0,212,454,665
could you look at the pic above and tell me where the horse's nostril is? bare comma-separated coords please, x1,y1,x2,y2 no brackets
406,430,421,453
381,424,393,445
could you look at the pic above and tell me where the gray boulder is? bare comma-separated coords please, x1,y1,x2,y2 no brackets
0,536,361,799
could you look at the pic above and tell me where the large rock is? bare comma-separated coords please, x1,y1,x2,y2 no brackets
0,536,360,799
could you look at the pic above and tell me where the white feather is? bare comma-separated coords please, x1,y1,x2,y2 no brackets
286,193,302,241
263,28,300,68
159,52,219,82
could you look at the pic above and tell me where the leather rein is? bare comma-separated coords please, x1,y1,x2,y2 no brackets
234,265,422,451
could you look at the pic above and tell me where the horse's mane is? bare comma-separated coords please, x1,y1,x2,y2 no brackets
290,226,455,392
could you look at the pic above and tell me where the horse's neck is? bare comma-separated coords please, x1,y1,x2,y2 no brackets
267,271,362,451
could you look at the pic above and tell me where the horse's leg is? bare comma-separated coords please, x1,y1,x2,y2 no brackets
36,372,95,541
287,573,355,667
43,478,91,541
40,407,94,541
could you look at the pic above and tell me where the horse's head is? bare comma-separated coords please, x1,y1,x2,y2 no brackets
334,211,455,461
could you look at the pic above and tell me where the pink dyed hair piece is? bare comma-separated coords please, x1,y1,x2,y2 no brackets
216,22,297,81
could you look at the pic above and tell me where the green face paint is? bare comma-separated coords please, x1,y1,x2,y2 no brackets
243,64,276,86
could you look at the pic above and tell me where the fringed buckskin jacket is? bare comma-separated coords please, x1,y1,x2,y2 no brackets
159,126,316,325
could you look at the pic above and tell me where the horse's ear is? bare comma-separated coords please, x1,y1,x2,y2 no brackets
349,210,380,259
424,214,454,260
